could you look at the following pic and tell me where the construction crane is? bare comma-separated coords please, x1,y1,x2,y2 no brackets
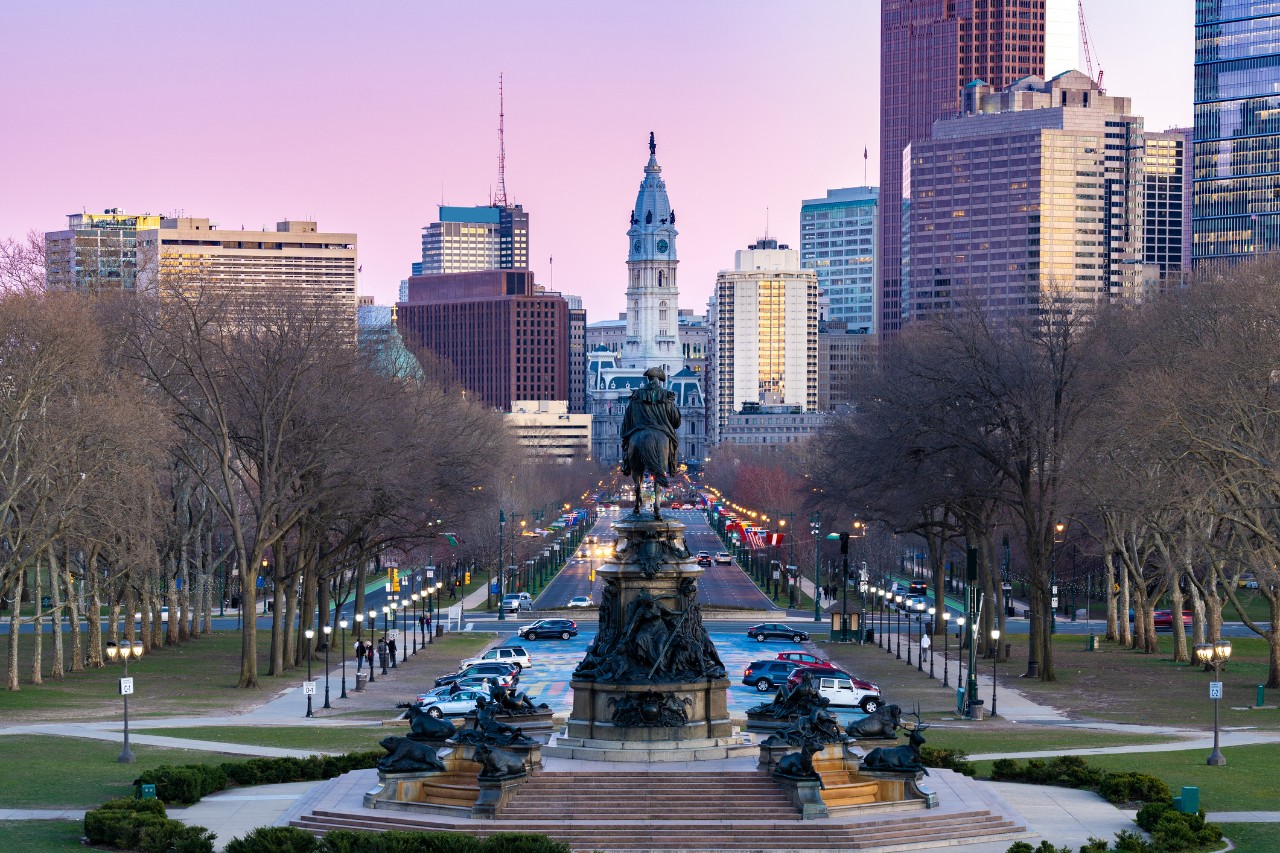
1078,0,1104,92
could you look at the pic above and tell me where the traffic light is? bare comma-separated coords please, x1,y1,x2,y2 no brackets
389,568,401,592
465,572,471,585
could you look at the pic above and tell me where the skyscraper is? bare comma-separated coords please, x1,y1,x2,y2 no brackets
1193,2,1280,262
419,204,528,274
904,72,1181,319
587,134,706,467
879,0,1060,336
709,238,818,444
800,187,878,334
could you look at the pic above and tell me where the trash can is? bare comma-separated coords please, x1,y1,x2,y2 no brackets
968,699,985,721
1086,635,1099,651
355,673,368,692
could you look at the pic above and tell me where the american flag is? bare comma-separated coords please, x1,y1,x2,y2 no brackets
745,529,766,549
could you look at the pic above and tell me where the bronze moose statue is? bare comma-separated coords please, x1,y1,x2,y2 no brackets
860,706,930,774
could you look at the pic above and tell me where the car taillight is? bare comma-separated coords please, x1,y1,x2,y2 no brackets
744,668,753,676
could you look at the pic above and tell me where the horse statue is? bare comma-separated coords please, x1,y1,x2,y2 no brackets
620,367,681,520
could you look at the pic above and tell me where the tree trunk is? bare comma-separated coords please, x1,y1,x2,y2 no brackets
1118,568,1131,647
65,546,83,673
1104,551,1119,642
238,552,260,689
354,560,367,640
87,551,103,668
48,548,65,679
1170,578,1189,663
30,558,43,685
6,573,21,691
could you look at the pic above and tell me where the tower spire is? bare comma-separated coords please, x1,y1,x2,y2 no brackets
496,73,508,208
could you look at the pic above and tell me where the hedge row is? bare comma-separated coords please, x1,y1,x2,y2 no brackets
1006,816,1223,853
989,756,1171,805
919,745,977,777
136,750,384,805
225,827,571,853
83,798,215,853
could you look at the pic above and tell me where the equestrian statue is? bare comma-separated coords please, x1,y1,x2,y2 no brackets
620,366,681,520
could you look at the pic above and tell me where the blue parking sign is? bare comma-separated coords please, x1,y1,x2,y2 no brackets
490,582,500,595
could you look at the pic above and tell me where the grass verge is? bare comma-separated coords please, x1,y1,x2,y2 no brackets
140,725,387,754
972,743,1280,813
924,726,1185,756
0,821,83,853
1218,823,1280,853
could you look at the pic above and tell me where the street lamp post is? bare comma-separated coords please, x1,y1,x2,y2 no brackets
895,595,903,659
990,628,1001,717
435,581,443,635
338,618,349,699
880,589,889,650
1195,640,1233,766
381,607,390,674
105,640,144,763
399,601,408,663
322,624,332,710
810,512,822,622
915,602,926,671
942,612,951,687
410,593,420,653
956,617,966,700
906,598,914,665
366,610,377,682
927,606,936,677
303,628,315,718
497,509,507,621
839,532,851,642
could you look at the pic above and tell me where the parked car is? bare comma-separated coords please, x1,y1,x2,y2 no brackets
566,595,593,608
516,618,578,640
775,651,837,669
787,664,853,686
434,661,519,688
742,659,802,691
414,687,490,718
746,623,810,643
714,552,733,565
460,645,531,671
1239,573,1259,589
1153,610,1194,631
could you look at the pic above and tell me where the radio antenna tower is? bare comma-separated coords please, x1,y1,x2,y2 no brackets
495,73,509,208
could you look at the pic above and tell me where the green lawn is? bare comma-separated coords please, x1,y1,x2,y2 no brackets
0,736,241,809
142,724,388,754
1218,823,1280,853
924,725,1185,756
973,743,1280,813
0,821,84,853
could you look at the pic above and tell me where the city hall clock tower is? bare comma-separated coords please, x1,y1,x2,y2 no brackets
623,132,680,373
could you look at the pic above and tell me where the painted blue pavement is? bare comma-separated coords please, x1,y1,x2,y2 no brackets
501,629,870,725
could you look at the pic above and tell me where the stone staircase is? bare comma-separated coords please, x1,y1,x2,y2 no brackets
291,769,1028,852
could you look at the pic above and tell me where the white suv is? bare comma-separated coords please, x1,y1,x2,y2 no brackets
501,592,533,613
815,673,883,713
461,645,532,671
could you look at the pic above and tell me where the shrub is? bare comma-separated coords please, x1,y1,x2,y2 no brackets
224,825,319,853
1078,839,1111,853
84,799,214,853
920,746,977,777
1097,771,1171,805
1111,829,1153,853
986,756,1103,789
139,820,216,853
991,758,1022,781
136,764,228,805
480,833,571,853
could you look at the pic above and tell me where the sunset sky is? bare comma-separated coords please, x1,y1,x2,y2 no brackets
1,0,1194,320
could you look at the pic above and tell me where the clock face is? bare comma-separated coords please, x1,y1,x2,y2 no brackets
656,239,669,254
633,239,642,252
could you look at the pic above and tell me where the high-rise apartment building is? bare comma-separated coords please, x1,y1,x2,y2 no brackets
135,219,358,320
419,204,529,274
396,269,568,411
800,187,878,334
564,294,587,414
904,72,1181,319
587,135,706,467
709,238,818,444
1145,127,1192,281
1193,2,1280,262
879,0,1076,336
45,209,163,292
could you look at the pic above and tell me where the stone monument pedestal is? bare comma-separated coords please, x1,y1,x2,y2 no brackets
566,677,732,742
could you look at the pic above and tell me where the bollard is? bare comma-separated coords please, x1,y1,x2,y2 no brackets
1259,684,1266,708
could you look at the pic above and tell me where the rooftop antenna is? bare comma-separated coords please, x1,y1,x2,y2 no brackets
495,73,508,208
765,207,770,241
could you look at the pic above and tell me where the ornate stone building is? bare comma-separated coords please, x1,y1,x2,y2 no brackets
588,134,707,468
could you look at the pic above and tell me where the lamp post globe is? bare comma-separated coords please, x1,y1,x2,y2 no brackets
321,624,333,709
367,610,378,681
303,628,315,718
990,628,1001,717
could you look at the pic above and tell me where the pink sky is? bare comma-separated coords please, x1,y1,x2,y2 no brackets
1,0,1193,320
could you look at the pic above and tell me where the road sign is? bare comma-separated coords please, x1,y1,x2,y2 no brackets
426,569,435,579
388,630,399,641
303,681,316,696
1051,597,1059,608
490,582,500,594
119,677,134,696
1209,681,1223,700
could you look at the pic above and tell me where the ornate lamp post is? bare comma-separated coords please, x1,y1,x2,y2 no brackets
942,611,951,687
303,628,315,718
367,610,378,682
894,595,903,659
955,616,966,698
410,593,420,654
338,618,349,699
990,628,1001,717
321,624,333,710
906,597,914,665
497,508,507,621
915,602,927,671
1195,640,1233,766
399,601,408,662
927,606,937,677
381,607,390,674
879,589,889,650
435,581,443,634
104,640,144,763
810,512,822,622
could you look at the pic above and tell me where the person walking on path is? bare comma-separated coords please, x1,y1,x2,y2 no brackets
920,632,931,664
366,641,375,671
425,612,433,643
355,639,366,672
387,636,397,668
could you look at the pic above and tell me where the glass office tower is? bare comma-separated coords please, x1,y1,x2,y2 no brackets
1193,1,1280,262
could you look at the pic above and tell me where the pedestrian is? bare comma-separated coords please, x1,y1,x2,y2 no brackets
355,639,366,672
920,631,931,663
425,612,433,635
376,637,387,670
418,614,425,634
387,635,397,661
449,584,457,600
366,641,375,670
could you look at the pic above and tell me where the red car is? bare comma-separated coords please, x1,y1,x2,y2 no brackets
1153,610,1193,631
775,651,837,669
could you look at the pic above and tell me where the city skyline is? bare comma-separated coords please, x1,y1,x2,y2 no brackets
2,0,1193,320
